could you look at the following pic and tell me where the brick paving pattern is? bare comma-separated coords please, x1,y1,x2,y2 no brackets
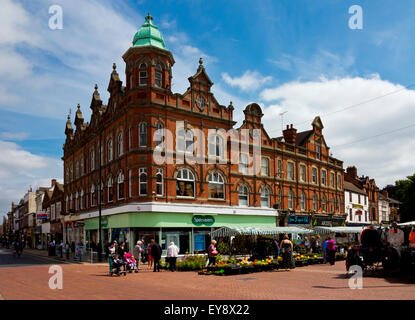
0,248,415,300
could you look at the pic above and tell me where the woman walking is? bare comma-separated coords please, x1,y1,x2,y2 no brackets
147,242,153,268
280,234,295,270
107,241,116,274
134,241,144,270
325,237,336,266
208,240,218,266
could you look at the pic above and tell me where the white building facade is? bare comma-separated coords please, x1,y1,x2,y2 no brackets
344,181,369,225
378,193,390,224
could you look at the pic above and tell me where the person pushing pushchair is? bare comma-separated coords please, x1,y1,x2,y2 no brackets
111,254,126,276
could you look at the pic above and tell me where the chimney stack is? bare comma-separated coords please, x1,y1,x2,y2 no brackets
346,166,357,179
283,124,297,144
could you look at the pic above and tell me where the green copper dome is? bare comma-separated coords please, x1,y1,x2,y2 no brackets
132,13,166,49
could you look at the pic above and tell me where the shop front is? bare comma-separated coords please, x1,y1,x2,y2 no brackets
41,222,50,250
64,218,85,247
50,222,63,243
84,211,276,256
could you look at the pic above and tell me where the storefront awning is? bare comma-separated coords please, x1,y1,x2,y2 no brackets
398,221,415,227
312,226,364,234
210,226,313,238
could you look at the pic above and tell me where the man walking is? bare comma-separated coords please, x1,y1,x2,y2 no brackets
150,239,162,272
166,242,179,272
134,241,144,270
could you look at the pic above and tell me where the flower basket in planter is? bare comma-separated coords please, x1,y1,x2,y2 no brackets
244,265,255,273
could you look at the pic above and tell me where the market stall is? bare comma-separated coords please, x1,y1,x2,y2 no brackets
210,226,314,238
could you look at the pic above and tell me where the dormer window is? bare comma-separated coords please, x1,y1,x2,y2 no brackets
139,63,147,86
155,65,162,87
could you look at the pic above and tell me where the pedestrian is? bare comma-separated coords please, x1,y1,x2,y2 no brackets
65,241,70,260
310,236,316,253
108,241,116,274
150,239,162,272
148,241,153,268
104,240,110,260
133,241,144,270
117,241,127,260
272,237,280,259
207,240,218,265
280,234,295,270
304,236,310,253
59,240,64,258
322,238,328,263
325,236,336,266
166,241,179,272
71,241,75,256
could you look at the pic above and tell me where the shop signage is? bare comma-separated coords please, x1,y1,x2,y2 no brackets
36,211,48,220
101,217,108,227
288,215,310,225
355,210,363,215
192,215,215,226
352,204,364,209
75,221,84,227
312,215,332,227
332,216,346,227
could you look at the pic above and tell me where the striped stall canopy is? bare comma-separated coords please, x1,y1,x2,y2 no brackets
398,221,415,227
210,226,314,238
312,226,365,235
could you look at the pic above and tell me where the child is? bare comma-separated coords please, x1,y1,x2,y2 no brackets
124,253,138,273
112,254,125,275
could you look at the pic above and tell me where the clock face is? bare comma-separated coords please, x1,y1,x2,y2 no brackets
196,95,205,111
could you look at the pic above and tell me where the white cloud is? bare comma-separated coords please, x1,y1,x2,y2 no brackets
0,140,62,217
0,132,29,141
259,76,415,188
221,70,272,92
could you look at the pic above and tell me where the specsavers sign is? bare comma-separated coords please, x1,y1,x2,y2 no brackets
192,215,215,226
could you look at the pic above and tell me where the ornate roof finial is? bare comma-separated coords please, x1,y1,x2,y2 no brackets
145,13,153,22
199,57,203,66
113,63,116,71
77,103,80,110
94,84,98,90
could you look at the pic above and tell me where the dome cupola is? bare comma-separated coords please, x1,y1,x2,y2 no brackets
132,13,166,49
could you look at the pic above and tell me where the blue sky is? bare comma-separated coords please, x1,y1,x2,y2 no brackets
1,0,415,218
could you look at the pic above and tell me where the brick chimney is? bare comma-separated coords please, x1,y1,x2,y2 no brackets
283,124,297,144
346,166,357,179
51,179,57,187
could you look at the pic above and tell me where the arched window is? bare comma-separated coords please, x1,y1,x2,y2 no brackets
312,167,317,184
321,170,327,186
129,74,133,89
118,133,123,157
66,195,69,212
108,177,113,202
139,63,147,86
80,189,84,210
288,190,294,210
139,122,147,147
208,135,224,157
155,65,162,87
91,185,95,207
287,162,295,180
107,139,113,162
312,193,318,211
300,165,306,182
139,168,147,196
208,172,225,199
238,185,249,206
90,150,95,171
261,158,269,176
260,187,270,208
176,168,195,197
155,122,164,148
100,143,104,165
118,172,124,200
70,194,73,210
177,128,193,153
322,194,327,212
80,157,84,176
239,153,249,174
300,192,306,211
75,160,79,179
156,168,163,196
99,182,104,205
331,197,335,213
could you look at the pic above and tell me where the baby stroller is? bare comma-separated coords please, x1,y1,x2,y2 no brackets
124,253,139,273
110,254,127,277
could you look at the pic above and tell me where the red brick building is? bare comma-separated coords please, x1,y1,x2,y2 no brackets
62,14,344,253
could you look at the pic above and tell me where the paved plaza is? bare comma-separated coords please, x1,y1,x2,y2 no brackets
0,248,415,300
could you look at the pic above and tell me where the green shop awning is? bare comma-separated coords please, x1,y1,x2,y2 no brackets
210,226,313,238
312,226,365,234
